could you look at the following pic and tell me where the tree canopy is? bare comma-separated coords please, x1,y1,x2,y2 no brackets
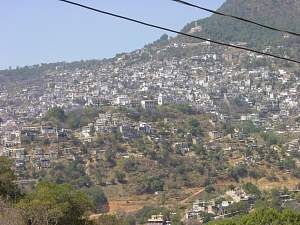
17,182,93,225
207,208,300,225
0,157,21,201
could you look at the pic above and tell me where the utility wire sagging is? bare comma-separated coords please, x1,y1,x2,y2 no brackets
58,0,300,64
170,0,300,37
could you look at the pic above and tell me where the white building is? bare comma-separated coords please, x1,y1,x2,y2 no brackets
141,100,156,111
115,95,130,106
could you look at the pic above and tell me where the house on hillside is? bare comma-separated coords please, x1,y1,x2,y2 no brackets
208,131,223,140
141,100,157,111
147,214,171,225
40,126,57,135
172,142,190,155
119,125,139,140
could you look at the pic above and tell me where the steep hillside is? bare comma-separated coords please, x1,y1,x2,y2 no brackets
182,0,300,47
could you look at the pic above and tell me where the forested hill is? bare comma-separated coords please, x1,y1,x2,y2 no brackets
182,0,300,47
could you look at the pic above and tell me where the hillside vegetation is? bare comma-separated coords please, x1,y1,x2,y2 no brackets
207,208,300,225
182,0,300,48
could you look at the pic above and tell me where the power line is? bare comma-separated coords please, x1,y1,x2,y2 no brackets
171,0,300,37
58,0,300,64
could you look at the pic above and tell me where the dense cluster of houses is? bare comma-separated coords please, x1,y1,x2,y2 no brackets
185,187,254,221
2,39,300,137
0,38,300,211
186,184,300,223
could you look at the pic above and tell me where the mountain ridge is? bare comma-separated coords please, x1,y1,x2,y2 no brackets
181,0,300,47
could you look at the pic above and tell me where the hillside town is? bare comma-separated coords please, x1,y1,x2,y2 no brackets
2,0,300,224
1,37,300,166
1,37,300,223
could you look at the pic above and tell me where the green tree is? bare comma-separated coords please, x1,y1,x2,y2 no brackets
45,161,91,188
226,201,250,214
279,158,296,171
17,182,92,225
84,187,109,213
261,131,282,146
134,175,164,194
65,111,81,129
104,150,116,166
207,208,300,225
0,157,21,201
292,167,300,178
175,104,195,115
114,170,126,183
230,164,248,182
242,183,261,199
205,185,215,193
122,159,139,173
239,121,261,134
46,107,65,124
188,118,203,136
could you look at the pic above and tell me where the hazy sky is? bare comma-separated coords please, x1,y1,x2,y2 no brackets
0,0,225,69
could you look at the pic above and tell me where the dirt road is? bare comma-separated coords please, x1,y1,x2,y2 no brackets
180,188,205,205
